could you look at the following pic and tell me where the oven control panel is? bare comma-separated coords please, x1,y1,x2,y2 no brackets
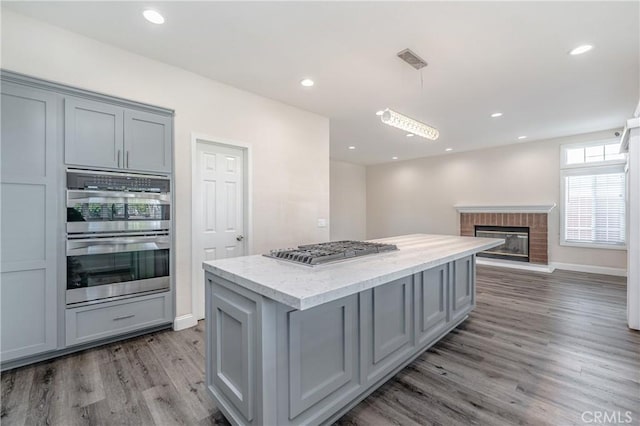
67,170,170,193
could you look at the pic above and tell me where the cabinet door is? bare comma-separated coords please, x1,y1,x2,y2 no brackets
1,83,58,362
416,264,449,347
65,97,124,169
124,110,172,173
451,256,475,323
360,276,414,384
208,281,257,423
285,295,359,419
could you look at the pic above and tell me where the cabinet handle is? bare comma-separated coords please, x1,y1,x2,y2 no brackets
113,314,135,321
117,150,121,168
126,151,130,168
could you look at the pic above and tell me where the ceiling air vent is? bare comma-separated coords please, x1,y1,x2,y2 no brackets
397,48,428,70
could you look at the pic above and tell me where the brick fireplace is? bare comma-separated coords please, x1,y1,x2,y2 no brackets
456,206,555,265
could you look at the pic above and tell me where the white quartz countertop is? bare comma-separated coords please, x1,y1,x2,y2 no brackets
202,234,503,311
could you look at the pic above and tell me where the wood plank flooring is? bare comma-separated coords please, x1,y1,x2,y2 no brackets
2,266,638,425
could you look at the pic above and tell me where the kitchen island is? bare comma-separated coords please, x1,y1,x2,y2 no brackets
202,234,503,426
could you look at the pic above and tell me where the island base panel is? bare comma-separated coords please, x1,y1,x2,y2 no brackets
205,255,476,426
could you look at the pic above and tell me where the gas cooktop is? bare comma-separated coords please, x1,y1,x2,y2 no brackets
264,240,398,266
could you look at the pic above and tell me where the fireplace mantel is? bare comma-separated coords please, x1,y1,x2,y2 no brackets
455,204,556,214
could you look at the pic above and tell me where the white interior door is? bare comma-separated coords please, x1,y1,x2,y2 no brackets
193,142,245,319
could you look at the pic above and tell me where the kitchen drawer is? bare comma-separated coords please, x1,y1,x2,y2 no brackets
66,292,171,346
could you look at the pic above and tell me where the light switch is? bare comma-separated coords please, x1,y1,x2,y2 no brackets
317,218,327,228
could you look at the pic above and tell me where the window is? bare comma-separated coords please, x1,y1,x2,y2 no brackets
563,142,625,165
560,141,626,248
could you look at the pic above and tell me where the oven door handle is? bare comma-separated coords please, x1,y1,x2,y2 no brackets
67,190,171,204
67,197,166,207
67,236,170,255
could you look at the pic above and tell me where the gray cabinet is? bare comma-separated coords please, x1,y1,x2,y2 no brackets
65,98,172,173
209,283,257,422
1,82,59,362
360,276,414,384
65,292,171,346
205,256,477,426
64,97,123,169
416,264,449,347
124,110,172,173
451,255,475,323
0,71,175,370
285,295,359,420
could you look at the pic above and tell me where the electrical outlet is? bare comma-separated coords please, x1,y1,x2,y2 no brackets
317,218,327,228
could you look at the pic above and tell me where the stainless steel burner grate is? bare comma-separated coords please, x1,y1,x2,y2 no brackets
264,240,398,266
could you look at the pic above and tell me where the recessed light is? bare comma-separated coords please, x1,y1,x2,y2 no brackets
143,9,165,24
375,110,384,116
445,148,453,152
517,135,527,140
348,146,356,150
406,133,414,138
300,78,314,87
569,44,593,56
392,156,398,160
490,112,503,118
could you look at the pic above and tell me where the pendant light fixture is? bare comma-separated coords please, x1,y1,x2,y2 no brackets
380,109,439,140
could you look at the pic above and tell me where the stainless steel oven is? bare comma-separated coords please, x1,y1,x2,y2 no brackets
66,233,170,305
66,169,171,306
67,170,170,234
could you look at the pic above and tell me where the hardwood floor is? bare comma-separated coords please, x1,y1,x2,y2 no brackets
2,266,638,425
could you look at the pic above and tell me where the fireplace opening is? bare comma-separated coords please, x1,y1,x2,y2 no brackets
475,226,530,262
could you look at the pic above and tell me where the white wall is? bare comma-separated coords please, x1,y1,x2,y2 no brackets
330,160,366,240
366,130,627,271
624,116,640,328
1,10,330,318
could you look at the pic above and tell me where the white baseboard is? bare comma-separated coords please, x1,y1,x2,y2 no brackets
173,314,198,331
476,258,628,277
476,258,555,273
551,262,628,277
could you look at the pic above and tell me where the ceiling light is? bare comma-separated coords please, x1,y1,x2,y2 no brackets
375,110,384,116
143,9,165,24
300,78,314,87
517,135,527,140
380,109,439,140
490,112,503,118
406,133,414,138
445,148,453,152
569,45,593,55
348,146,356,150
392,156,398,160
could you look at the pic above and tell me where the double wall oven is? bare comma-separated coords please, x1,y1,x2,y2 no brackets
66,169,171,306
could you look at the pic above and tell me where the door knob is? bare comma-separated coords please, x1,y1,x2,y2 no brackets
236,235,244,241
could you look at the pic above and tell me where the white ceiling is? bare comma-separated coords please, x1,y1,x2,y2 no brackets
5,1,639,165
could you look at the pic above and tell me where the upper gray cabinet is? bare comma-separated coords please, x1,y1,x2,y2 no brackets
65,97,123,169
65,97,172,173
124,110,172,173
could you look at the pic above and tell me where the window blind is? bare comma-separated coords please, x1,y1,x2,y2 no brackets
564,171,625,245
